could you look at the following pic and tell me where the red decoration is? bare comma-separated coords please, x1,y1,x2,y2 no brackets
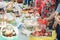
37,18,48,25
35,0,55,18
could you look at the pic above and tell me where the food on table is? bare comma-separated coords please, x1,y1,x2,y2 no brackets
26,27,33,31
17,0,23,3
0,2,6,14
28,9,34,13
35,27,40,31
15,14,21,17
12,11,21,17
25,16,31,18
0,13,14,22
2,25,16,37
31,18,51,37
41,28,46,33
7,9,13,13
22,8,33,14
22,9,28,14
0,25,2,30
31,30,52,37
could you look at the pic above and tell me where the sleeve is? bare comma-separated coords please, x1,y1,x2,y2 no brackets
56,4,60,13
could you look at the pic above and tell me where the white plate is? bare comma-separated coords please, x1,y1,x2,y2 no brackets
1,23,19,39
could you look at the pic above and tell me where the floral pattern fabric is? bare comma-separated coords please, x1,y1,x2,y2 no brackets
36,0,56,18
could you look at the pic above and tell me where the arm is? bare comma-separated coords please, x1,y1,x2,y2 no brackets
52,21,58,29
46,4,60,21
55,15,60,24
45,12,58,21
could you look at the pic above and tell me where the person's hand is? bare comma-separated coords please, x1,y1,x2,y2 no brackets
52,24,56,30
43,18,48,21
55,15,60,24
52,21,57,30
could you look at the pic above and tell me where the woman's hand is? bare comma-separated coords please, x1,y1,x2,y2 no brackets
52,21,57,30
55,14,60,24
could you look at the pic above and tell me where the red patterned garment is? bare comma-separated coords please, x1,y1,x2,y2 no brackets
0,0,2,2
35,0,56,18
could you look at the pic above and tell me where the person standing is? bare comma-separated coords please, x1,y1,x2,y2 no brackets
44,0,60,40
